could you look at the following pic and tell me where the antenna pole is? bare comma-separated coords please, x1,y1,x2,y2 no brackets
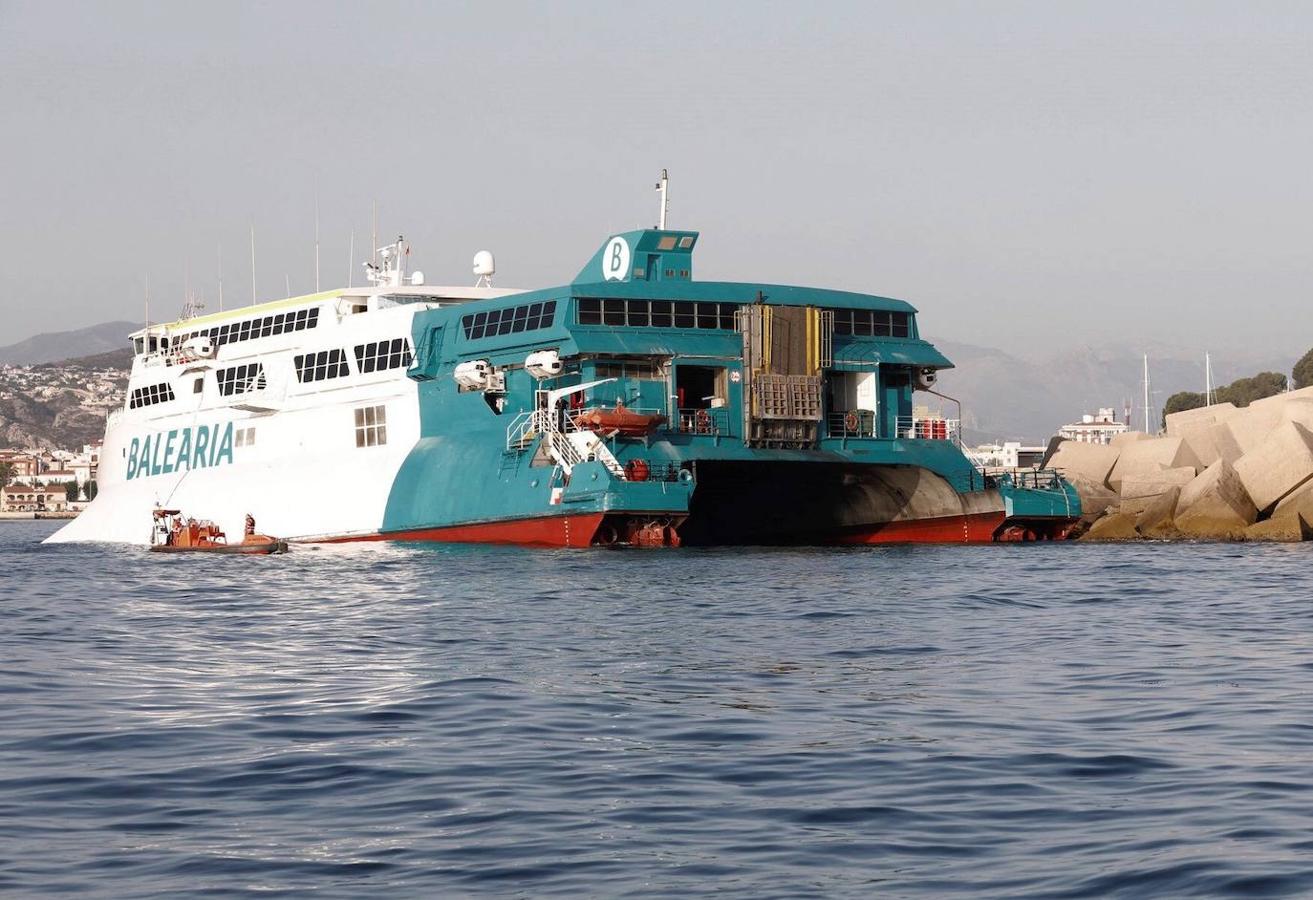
655,169,669,229
348,230,355,287
372,201,378,267
285,273,291,297
145,272,150,328
314,192,321,293
1143,354,1151,433
250,225,257,306
218,243,224,311
1205,352,1213,406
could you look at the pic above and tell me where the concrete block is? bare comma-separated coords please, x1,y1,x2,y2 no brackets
1224,403,1286,457
1174,460,1257,539
1164,402,1238,437
1210,422,1244,466
1244,514,1308,542
1279,399,1313,431
1081,510,1140,541
1048,441,1120,488
1111,431,1154,448
1119,467,1196,515
1174,418,1223,468
1108,437,1201,492
1135,486,1181,539
1272,480,1313,530
1233,420,1313,513
1065,474,1120,522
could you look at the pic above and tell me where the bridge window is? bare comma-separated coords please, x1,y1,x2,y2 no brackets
173,306,320,353
294,348,349,383
129,382,176,409
831,309,911,338
353,338,413,374
577,299,736,330
462,300,557,340
216,363,267,396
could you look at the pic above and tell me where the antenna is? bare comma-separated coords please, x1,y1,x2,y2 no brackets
473,250,495,287
144,272,150,328
285,273,291,297
1205,352,1213,406
218,242,224,311
371,201,378,269
1143,354,1152,433
348,230,355,288
655,168,669,229
314,192,321,293
250,224,257,306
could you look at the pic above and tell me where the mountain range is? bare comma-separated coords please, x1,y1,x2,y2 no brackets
0,321,1303,447
0,321,138,365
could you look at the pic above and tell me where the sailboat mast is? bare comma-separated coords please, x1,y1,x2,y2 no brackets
1143,354,1151,433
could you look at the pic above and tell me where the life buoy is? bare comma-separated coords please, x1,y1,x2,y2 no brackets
695,408,712,432
625,459,651,482
844,411,860,432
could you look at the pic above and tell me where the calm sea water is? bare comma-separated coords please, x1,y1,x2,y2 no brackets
2,520,1311,898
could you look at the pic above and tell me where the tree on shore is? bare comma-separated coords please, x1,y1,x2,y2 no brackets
63,480,80,502
1162,371,1288,427
86,479,97,501
0,462,12,490
1294,348,1313,390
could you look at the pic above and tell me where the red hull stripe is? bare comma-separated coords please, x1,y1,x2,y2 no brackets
835,511,1007,545
317,513,607,548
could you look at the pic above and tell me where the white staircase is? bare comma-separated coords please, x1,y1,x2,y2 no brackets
505,405,626,479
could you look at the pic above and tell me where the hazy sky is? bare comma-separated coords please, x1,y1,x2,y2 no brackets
2,1,1310,358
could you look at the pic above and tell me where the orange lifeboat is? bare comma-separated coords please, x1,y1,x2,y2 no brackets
572,402,667,437
149,509,288,554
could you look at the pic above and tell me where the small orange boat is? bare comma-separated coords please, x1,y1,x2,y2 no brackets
149,509,288,554
572,402,666,437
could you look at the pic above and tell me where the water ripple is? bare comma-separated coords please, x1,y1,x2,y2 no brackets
2,523,1312,896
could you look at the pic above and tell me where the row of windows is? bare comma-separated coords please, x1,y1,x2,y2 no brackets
354,338,412,374
595,360,664,381
462,300,557,340
578,299,738,330
294,349,350,383
354,404,388,447
832,308,911,338
129,382,176,409
172,307,321,352
216,363,267,396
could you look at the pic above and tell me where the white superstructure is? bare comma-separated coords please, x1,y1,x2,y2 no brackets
47,242,523,545
1057,407,1128,445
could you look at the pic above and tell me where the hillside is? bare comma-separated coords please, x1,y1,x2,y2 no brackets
931,340,1298,444
0,321,137,365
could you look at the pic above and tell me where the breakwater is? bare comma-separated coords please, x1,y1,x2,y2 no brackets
1050,388,1313,541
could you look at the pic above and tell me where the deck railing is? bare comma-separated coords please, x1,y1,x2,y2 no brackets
676,407,731,436
826,409,877,438
894,416,961,443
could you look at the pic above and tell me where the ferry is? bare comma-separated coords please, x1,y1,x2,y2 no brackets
47,180,1080,548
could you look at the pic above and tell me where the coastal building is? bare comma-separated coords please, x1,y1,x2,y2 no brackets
967,441,1046,471
0,450,40,478
1057,408,1128,445
0,483,67,513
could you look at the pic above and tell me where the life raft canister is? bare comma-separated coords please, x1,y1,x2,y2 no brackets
625,459,651,482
